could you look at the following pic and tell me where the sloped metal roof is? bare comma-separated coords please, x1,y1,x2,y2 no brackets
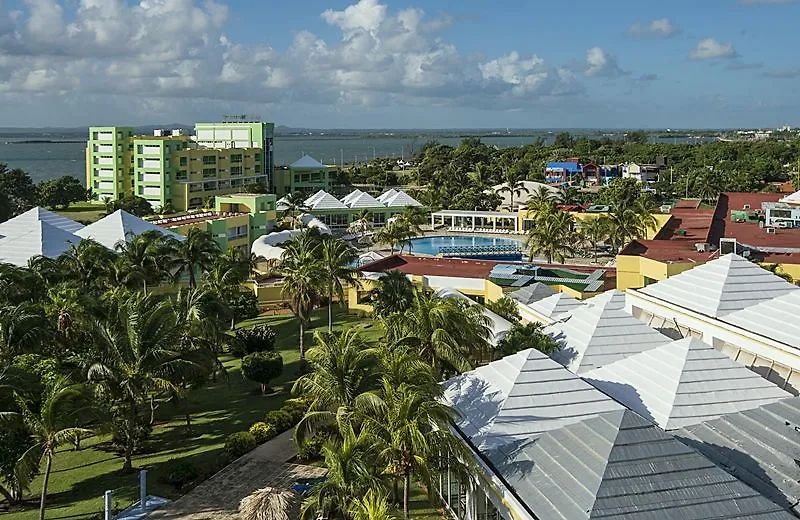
442,348,624,452
584,289,626,310
306,192,347,210
0,220,80,266
304,190,327,206
677,397,800,515
376,188,398,203
638,253,798,318
382,190,422,207
345,191,384,209
527,292,583,319
340,189,364,204
510,282,555,305
290,154,326,169
75,210,184,250
491,409,793,519
584,337,791,430
547,295,672,375
0,206,84,236
779,191,800,204
722,290,800,349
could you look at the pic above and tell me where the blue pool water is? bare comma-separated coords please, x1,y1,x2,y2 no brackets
407,235,525,260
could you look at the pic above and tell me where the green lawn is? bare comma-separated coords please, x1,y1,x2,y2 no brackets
3,307,377,520
54,202,106,224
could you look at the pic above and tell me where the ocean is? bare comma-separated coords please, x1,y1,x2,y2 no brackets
0,133,716,185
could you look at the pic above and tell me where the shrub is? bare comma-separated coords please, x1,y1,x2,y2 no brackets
232,325,277,357
484,296,521,323
225,431,257,458
281,398,309,424
295,436,325,463
249,422,276,444
264,409,294,433
241,351,283,395
159,460,199,491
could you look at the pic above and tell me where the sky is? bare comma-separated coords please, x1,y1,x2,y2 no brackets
0,0,799,129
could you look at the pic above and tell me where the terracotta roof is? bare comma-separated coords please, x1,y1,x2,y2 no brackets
673,199,702,209
718,192,800,250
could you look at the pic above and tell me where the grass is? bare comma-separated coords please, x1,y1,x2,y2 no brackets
3,306,377,520
408,482,447,519
54,202,106,224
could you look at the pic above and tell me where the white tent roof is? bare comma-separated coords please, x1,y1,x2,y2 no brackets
435,288,512,346
442,348,624,451
257,229,302,247
376,189,398,203
306,192,347,210
0,206,84,236
75,210,184,250
290,155,326,169
584,289,626,310
382,190,422,207
779,191,800,205
638,253,798,318
584,337,791,430
345,191,383,209
0,220,81,266
723,290,800,348
250,239,285,261
547,294,672,374
358,251,385,266
340,189,364,204
526,292,583,320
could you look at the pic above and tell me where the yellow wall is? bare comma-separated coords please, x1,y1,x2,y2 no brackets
518,210,671,240
775,263,800,282
616,254,700,290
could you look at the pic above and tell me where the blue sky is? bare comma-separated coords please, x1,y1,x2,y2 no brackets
0,0,798,128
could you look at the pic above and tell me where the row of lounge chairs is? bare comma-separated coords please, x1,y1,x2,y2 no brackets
447,226,526,235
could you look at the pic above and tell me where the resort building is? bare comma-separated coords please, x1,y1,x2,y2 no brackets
617,192,800,289
86,120,275,211
273,155,330,197
0,206,182,266
149,193,277,253
488,180,557,209
622,161,662,183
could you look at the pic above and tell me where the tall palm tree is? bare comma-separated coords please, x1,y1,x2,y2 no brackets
526,210,576,263
57,239,116,292
556,185,580,206
370,270,414,317
282,192,310,229
116,231,170,294
2,377,94,520
319,239,359,331
580,216,610,262
86,292,191,471
0,302,46,366
525,185,556,216
281,256,322,363
606,201,658,251
384,291,490,375
497,169,528,210
169,228,220,288
349,209,373,240
293,330,379,444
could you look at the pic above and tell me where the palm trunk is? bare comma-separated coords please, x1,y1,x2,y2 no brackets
0,484,15,505
393,479,399,505
184,395,192,436
143,279,148,295
39,453,52,520
299,321,305,361
403,471,411,517
124,399,136,472
188,266,196,289
328,286,334,331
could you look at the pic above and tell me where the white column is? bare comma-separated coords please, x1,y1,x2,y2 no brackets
471,215,476,230
514,215,519,233
493,218,497,232
431,213,435,228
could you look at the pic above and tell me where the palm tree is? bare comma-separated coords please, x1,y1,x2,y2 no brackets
579,216,610,262
556,185,580,206
397,206,426,234
370,270,414,317
115,231,169,294
282,192,310,229
293,330,379,444
2,377,94,520
352,490,401,520
281,256,322,363
319,239,359,331
606,201,658,251
497,169,528,209
239,487,297,520
349,209,373,240
384,291,490,375
169,228,220,288
57,239,115,292
0,302,46,366
87,292,191,471
526,210,576,263
525,185,556,215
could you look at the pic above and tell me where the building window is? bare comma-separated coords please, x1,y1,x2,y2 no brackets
255,153,262,161
202,168,217,178
202,155,216,165
176,170,187,181
230,166,243,176
179,157,187,166
230,154,243,163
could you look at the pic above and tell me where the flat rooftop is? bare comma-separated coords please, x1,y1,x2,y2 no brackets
718,192,800,250
150,211,248,228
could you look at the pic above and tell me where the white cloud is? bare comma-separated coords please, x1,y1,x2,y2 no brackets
0,0,582,113
584,47,626,77
628,18,678,38
689,38,738,60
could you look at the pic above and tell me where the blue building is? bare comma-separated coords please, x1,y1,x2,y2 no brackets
545,161,583,183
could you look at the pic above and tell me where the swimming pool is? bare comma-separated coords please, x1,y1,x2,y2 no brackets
407,235,525,259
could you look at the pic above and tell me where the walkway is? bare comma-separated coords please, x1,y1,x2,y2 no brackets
146,430,326,520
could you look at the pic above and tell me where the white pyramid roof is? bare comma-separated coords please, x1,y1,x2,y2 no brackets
0,206,84,237
306,192,347,210
527,292,583,319
546,295,672,374
638,253,798,318
383,190,422,207
345,191,383,209
584,289,626,310
779,190,800,205
290,154,326,169
0,220,81,266
443,348,623,451
75,210,184,250
376,189,398,203
724,290,800,349
340,189,364,204
276,196,291,211
304,190,327,206
510,282,555,305
584,337,791,430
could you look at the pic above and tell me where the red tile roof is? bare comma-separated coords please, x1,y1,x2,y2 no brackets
717,192,800,249
673,199,701,209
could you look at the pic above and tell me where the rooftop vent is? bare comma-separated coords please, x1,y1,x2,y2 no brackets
743,204,751,210
766,227,777,234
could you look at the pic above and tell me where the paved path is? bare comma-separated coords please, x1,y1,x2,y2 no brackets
147,430,326,520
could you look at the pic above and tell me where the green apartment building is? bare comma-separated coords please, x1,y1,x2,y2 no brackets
273,155,330,197
86,120,275,211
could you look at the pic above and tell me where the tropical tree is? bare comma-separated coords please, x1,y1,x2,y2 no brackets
57,239,116,292
0,303,46,366
115,231,171,294
556,185,580,205
606,200,658,251
525,185,556,215
526,210,576,263
319,239,359,330
497,322,558,357
484,296,521,323
282,192,310,229
580,216,610,261
281,238,323,362
349,209,373,240
370,270,414,317
374,221,417,255
2,377,94,520
169,228,220,288
497,169,528,209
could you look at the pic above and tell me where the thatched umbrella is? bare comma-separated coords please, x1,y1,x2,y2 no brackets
238,487,298,520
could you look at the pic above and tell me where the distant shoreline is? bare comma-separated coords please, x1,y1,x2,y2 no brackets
4,139,85,144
